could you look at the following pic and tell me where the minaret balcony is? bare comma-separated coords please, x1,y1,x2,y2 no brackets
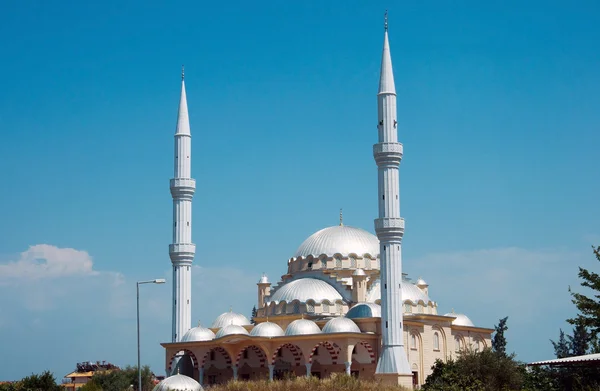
170,178,196,198
374,217,405,240
373,142,403,166
169,243,196,262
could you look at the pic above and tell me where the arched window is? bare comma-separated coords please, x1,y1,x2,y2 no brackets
293,302,300,313
404,303,412,313
322,301,330,313
306,301,315,313
433,332,440,351
475,339,481,352
454,336,462,352
417,303,424,313
349,256,357,268
335,257,342,269
336,301,343,314
411,334,417,349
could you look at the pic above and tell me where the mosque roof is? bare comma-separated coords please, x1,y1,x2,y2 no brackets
366,278,433,304
268,278,344,304
445,312,475,327
211,311,251,328
293,225,380,258
181,324,215,342
346,303,382,319
322,317,361,334
215,324,249,339
152,372,202,391
250,321,285,337
285,319,322,336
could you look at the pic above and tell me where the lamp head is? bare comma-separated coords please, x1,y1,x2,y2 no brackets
153,279,166,284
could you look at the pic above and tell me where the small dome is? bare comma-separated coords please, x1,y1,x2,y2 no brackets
353,269,366,276
211,311,251,328
250,321,285,337
416,277,428,286
294,225,380,258
346,303,381,319
285,319,321,336
322,317,361,334
268,278,344,304
152,373,202,391
215,324,250,339
445,312,475,327
366,279,433,304
181,324,215,342
258,274,269,284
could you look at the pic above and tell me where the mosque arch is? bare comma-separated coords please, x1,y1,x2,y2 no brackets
200,346,232,369
234,345,268,368
431,325,446,355
271,343,304,367
352,341,376,364
167,349,199,373
308,341,340,364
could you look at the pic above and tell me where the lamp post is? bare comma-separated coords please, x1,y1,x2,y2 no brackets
137,279,166,391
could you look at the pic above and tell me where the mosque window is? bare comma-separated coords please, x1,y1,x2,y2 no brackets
210,351,215,361
417,303,423,313
243,350,248,359
306,302,315,313
336,302,343,314
475,339,481,352
411,334,417,349
335,258,342,269
322,302,330,313
455,337,462,352
314,347,319,356
349,257,357,268
404,303,412,313
433,332,440,351
293,302,300,313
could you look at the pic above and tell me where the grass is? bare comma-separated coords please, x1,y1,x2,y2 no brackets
206,374,408,391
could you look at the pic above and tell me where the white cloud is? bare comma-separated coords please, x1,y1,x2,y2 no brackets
0,244,97,283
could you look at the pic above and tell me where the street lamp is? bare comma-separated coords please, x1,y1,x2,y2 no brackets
137,279,166,391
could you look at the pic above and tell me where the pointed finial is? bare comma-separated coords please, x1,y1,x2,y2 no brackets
177,367,180,374
197,320,201,327
181,64,185,81
384,10,388,31
229,306,232,312
339,208,343,226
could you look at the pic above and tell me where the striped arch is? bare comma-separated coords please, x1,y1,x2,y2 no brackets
271,343,303,366
308,341,340,364
200,346,232,367
235,345,268,367
167,349,199,372
357,341,376,363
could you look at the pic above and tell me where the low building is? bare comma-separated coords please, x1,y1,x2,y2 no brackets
61,361,119,390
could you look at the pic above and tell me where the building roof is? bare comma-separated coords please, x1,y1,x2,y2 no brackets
250,321,284,337
215,324,249,339
293,225,380,258
181,324,215,342
285,319,321,336
211,311,251,328
346,303,381,319
444,312,475,327
152,372,202,391
268,278,344,305
529,353,600,366
322,317,361,334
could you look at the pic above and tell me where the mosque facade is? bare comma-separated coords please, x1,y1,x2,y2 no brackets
158,17,492,391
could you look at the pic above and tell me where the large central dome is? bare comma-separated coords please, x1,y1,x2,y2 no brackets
294,225,380,258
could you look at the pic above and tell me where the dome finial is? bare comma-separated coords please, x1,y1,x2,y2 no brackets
339,208,343,226
384,10,388,31
197,320,201,327
229,306,232,312
181,64,185,81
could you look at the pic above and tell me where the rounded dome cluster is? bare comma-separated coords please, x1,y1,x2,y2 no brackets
366,279,433,304
181,325,215,342
215,324,249,339
152,373,202,391
285,319,321,336
211,311,251,328
445,312,475,327
268,278,344,304
322,317,361,334
250,321,285,337
346,303,381,319
294,226,380,258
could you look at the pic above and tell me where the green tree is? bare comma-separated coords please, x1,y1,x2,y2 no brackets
550,329,570,358
86,366,153,391
492,316,508,356
19,371,61,391
251,306,257,325
568,246,600,336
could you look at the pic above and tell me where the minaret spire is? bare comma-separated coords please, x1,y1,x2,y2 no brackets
170,67,196,344
373,13,413,387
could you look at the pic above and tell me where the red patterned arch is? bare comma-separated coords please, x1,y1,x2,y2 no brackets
308,341,340,364
200,346,232,367
167,349,199,372
235,345,267,367
357,341,376,363
271,343,303,366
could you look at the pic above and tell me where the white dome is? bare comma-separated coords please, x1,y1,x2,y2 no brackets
353,268,366,276
294,225,380,258
346,303,381,319
285,319,321,336
211,311,251,328
250,321,285,337
215,324,250,339
416,277,428,286
153,373,202,391
258,274,269,284
445,312,475,327
322,317,361,334
268,278,344,304
181,325,215,342
366,279,433,304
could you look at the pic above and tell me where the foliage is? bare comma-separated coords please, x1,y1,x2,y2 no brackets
0,371,61,391
207,374,408,391
251,306,258,325
568,246,600,337
492,316,508,356
521,366,560,391
551,329,570,359
84,365,154,391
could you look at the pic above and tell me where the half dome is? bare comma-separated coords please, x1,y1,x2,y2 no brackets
181,325,215,342
445,312,475,327
211,311,251,328
268,278,344,304
215,324,250,339
285,319,321,336
152,373,202,391
250,321,285,337
346,303,381,319
322,317,361,333
294,225,380,258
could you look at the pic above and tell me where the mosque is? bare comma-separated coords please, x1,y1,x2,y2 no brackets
154,15,492,391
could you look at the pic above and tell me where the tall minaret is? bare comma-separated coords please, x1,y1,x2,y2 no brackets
169,66,196,342
373,13,413,386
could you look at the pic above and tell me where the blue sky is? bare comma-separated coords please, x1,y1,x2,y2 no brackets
1,0,599,381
